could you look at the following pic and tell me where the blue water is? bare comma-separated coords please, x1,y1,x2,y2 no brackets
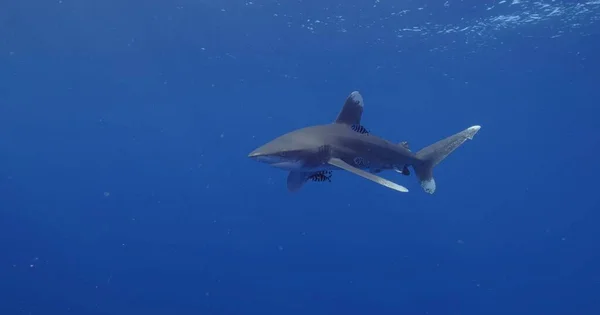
1,1,599,314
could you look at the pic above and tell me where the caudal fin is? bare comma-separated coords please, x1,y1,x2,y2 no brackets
412,125,481,194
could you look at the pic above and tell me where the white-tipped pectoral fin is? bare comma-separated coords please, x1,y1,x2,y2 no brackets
327,158,409,193
465,125,481,140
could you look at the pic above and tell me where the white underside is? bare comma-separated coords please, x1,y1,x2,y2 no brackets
271,161,306,170
271,161,340,172
271,158,390,174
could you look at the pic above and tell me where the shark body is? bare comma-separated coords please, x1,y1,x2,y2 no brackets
248,91,481,194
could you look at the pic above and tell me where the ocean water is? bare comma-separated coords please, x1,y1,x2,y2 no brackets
1,0,599,314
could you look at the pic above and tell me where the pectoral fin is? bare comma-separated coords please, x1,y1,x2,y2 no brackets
287,171,310,192
327,158,409,193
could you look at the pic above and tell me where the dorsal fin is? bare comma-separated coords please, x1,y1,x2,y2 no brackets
335,91,364,126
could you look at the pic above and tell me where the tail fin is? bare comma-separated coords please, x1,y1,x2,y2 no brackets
412,125,481,194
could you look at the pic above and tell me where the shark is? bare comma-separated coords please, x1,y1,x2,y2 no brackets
248,91,481,194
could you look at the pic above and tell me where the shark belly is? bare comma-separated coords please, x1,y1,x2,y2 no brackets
332,147,400,174
271,160,337,172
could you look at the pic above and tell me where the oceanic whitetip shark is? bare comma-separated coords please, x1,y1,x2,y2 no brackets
248,91,481,194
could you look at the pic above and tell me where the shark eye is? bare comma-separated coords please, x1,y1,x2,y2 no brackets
279,151,287,157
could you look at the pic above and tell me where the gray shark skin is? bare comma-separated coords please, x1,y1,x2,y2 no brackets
248,91,481,194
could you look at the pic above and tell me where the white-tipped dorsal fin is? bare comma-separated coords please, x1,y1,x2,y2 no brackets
327,158,409,193
335,91,364,126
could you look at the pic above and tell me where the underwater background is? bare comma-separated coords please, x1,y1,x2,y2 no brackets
1,0,599,314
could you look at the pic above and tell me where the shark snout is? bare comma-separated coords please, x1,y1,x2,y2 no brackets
248,150,261,158
248,149,272,163
248,152,279,165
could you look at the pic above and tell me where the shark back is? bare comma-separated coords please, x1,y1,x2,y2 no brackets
297,124,417,170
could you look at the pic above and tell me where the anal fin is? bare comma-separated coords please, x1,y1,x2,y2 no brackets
394,165,411,176
328,158,409,193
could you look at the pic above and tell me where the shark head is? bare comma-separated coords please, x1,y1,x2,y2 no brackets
248,128,324,171
248,148,305,170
